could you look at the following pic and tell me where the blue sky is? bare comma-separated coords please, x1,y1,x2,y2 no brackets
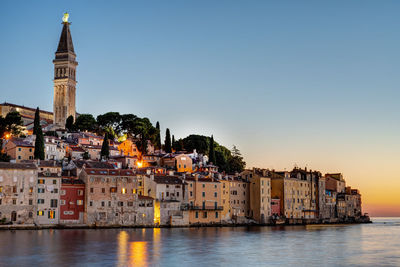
1,1,400,213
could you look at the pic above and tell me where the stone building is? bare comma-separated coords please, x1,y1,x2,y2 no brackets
229,177,250,223
79,168,153,226
242,169,271,224
143,175,188,226
53,13,78,127
3,138,34,162
36,171,61,225
0,162,37,224
219,178,231,222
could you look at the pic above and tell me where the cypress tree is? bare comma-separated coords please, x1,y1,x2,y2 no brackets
209,135,216,164
100,133,110,159
65,115,74,131
165,128,172,153
34,125,45,160
33,107,40,135
172,135,175,150
155,121,161,150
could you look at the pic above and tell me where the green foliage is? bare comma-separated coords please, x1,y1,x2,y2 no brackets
209,135,216,164
179,135,246,173
74,114,97,132
96,112,122,136
65,115,74,131
100,133,110,159
34,127,45,160
1,111,23,137
155,121,161,150
165,128,172,153
33,108,41,135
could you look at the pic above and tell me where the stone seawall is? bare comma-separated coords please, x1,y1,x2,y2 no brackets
0,216,371,230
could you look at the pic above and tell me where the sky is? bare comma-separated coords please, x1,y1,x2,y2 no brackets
1,0,399,216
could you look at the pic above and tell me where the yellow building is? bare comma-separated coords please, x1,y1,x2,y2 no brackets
186,176,222,225
241,169,271,224
175,154,193,173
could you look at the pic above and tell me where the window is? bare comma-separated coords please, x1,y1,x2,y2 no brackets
110,187,117,193
195,211,198,218
37,211,44,216
48,210,55,219
203,212,208,218
12,199,17,205
60,200,66,205
77,200,83,205
121,188,126,194
53,188,58,194
78,190,83,196
18,148,21,151
108,201,111,207
166,192,169,197
53,180,57,185
38,188,45,193
38,179,45,184
101,201,105,207
12,186,17,193
90,188,94,193
50,199,58,208
29,199,33,205
60,190,66,195
214,192,217,197
29,187,33,193
118,201,124,207
128,202,133,207
38,199,44,204
215,212,219,218
177,192,180,197
89,201,93,207
28,212,33,218
190,191,193,197
0,199,2,205
202,184,205,188
0,186,2,193
202,192,205,197
102,188,105,193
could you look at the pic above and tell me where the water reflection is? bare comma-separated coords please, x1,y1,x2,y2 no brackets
1,219,400,266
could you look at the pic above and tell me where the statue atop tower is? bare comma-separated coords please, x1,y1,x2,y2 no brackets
53,12,77,127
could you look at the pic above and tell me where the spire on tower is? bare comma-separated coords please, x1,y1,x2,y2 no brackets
56,13,75,55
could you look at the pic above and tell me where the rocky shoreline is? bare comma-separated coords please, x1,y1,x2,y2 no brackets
0,216,371,230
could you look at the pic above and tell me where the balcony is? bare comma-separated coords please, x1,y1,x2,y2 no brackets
189,205,223,211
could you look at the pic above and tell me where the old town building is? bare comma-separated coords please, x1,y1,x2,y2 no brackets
186,176,222,225
0,162,37,224
60,177,85,224
36,171,61,225
79,168,153,226
4,138,34,162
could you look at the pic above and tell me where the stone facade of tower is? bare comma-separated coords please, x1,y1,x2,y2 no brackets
53,19,78,127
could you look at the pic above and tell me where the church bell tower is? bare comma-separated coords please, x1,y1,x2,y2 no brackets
53,13,77,127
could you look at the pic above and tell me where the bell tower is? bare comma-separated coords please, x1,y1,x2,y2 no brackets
53,12,78,127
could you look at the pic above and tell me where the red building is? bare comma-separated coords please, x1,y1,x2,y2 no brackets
271,198,281,216
60,178,85,224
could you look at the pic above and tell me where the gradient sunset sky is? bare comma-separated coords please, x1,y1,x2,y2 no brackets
1,1,399,216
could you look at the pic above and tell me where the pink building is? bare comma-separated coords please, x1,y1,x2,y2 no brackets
271,198,281,216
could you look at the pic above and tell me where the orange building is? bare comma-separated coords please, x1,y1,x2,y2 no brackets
4,138,34,162
186,176,222,225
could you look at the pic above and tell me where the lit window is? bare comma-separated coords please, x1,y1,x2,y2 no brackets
121,188,126,194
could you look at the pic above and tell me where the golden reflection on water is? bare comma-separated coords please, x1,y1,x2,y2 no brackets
118,230,150,267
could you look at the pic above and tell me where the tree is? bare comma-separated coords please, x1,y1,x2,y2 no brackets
65,115,74,131
96,112,122,137
209,135,216,164
100,133,110,159
155,121,161,150
33,108,40,135
227,145,246,173
74,114,97,132
34,126,45,160
165,128,172,153
172,135,176,150
124,117,157,158
4,111,23,136
82,151,90,160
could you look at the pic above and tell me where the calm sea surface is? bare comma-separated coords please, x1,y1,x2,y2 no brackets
0,217,399,267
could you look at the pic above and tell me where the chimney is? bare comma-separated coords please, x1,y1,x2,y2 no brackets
168,170,174,176
150,174,154,180
146,169,151,175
